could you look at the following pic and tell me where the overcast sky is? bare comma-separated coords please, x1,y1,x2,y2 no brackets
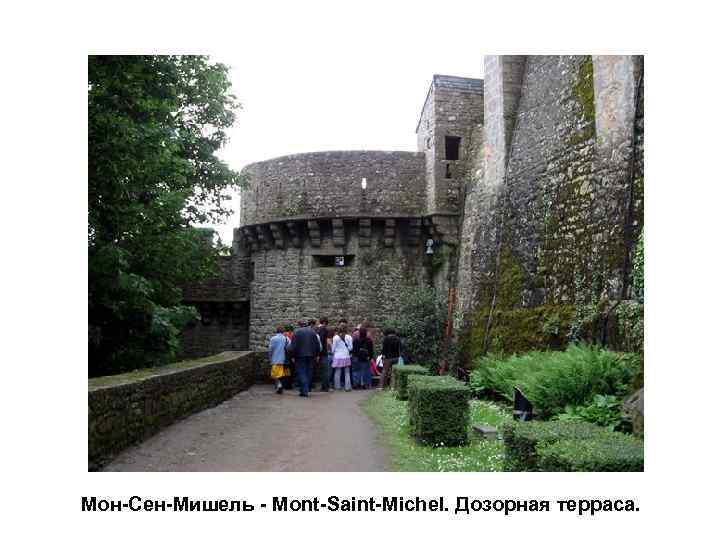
209,38,485,244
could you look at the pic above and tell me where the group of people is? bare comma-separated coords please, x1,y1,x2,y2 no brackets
267,318,404,397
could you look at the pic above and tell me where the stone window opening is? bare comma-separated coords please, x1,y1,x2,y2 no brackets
445,135,461,160
313,254,354,268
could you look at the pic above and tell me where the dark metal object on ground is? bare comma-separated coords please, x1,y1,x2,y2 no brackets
513,386,533,421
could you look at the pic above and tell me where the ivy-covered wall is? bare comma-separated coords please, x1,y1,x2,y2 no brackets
458,55,643,363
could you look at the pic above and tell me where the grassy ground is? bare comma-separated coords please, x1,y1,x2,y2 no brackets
363,390,511,472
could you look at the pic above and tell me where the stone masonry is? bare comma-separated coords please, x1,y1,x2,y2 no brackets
88,351,258,470
181,55,644,362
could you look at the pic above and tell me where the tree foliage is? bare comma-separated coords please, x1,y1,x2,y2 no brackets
385,285,452,371
88,55,244,376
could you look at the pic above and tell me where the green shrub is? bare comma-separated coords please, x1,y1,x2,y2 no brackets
469,344,639,417
407,376,470,447
384,285,452,371
556,394,632,432
537,436,643,472
406,374,439,432
501,420,605,471
392,365,430,400
501,419,643,471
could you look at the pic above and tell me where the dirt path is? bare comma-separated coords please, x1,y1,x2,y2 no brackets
103,385,389,472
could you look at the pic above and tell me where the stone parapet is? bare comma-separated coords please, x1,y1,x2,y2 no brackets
88,351,259,470
240,151,426,225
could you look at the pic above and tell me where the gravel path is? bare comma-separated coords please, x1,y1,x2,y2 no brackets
103,385,389,472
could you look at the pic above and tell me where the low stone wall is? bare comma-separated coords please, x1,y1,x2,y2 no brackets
88,351,259,470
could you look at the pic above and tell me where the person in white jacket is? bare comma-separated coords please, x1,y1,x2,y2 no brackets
331,324,353,391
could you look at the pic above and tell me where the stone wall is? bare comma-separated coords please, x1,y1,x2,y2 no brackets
182,254,250,302
454,123,487,328
416,75,484,215
458,55,644,359
180,252,251,359
246,221,427,350
88,351,258,470
179,56,643,364
178,301,250,358
453,58,513,335
240,151,426,224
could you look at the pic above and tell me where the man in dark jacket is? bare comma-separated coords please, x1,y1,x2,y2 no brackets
290,320,321,397
352,327,375,389
379,328,402,390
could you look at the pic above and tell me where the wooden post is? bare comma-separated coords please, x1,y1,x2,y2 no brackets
445,287,456,343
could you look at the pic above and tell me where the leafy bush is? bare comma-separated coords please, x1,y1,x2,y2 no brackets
556,394,632,432
537,436,643,472
469,344,639,417
392,365,430,400
385,285,452,371
407,376,470,447
501,419,643,471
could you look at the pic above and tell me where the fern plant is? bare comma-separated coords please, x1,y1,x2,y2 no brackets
468,344,639,417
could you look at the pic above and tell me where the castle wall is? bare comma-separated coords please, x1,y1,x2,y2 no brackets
238,150,431,351
240,151,426,224
182,254,250,303
454,123,487,328
453,58,515,332
417,83,438,213
458,55,643,357
179,57,643,361
179,253,251,359
417,76,483,215
179,301,249,359
247,222,426,350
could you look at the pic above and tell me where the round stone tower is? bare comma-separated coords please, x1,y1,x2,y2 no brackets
237,150,433,349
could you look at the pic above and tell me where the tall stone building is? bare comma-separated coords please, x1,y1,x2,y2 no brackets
181,55,644,360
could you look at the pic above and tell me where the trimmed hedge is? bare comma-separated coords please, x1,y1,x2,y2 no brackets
538,437,644,472
406,374,438,433
407,375,470,447
501,420,643,472
392,364,430,400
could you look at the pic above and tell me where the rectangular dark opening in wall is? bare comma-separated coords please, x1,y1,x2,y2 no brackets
445,164,452,179
313,254,354,267
445,136,461,160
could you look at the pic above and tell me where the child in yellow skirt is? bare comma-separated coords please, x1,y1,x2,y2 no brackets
268,325,290,394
